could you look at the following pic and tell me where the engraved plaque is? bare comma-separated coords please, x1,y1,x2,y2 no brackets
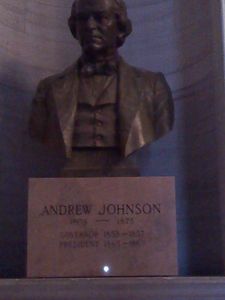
27,177,177,277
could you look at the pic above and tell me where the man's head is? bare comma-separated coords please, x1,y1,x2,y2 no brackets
68,0,132,57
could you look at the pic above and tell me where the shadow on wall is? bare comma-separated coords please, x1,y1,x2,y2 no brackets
0,59,65,278
175,0,224,275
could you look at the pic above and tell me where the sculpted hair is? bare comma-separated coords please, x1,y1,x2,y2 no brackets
68,0,132,47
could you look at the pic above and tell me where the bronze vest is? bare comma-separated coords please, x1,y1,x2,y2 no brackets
72,74,119,148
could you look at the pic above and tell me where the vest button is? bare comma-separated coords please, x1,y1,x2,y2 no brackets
95,135,104,146
95,135,103,141
96,120,103,127
96,108,102,114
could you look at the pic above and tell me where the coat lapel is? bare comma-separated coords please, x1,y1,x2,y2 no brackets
52,63,79,156
118,59,143,156
118,59,155,156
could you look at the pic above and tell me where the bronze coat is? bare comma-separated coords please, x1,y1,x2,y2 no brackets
29,58,174,158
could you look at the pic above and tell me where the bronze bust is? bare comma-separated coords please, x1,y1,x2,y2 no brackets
29,0,174,177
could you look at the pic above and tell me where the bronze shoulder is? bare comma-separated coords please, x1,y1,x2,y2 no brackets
126,64,162,89
37,62,77,90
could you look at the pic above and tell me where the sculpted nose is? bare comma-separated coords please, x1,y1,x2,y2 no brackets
86,16,97,29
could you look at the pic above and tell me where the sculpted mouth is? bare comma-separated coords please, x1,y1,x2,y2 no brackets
89,35,102,41
85,31,102,40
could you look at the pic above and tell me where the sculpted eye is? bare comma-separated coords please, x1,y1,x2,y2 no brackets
76,13,89,22
94,12,111,23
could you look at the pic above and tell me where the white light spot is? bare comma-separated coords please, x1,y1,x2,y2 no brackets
103,265,110,273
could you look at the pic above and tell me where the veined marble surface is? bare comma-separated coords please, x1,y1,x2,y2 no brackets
0,0,224,277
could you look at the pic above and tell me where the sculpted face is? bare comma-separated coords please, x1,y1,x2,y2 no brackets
75,0,119,58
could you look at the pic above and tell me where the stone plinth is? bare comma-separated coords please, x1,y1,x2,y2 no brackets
27,177,177,277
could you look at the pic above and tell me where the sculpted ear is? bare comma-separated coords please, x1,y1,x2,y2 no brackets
124,19,133,37
68,17,77,39
117,19,132,47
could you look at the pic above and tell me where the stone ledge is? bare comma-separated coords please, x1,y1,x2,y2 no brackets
0,277,225,300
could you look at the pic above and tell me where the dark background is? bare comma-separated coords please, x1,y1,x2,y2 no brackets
0,0,224,277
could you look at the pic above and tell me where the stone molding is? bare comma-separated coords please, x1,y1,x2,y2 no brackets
0,277,225,300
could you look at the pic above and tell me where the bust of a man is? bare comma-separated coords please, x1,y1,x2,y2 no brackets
29,0,174,177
